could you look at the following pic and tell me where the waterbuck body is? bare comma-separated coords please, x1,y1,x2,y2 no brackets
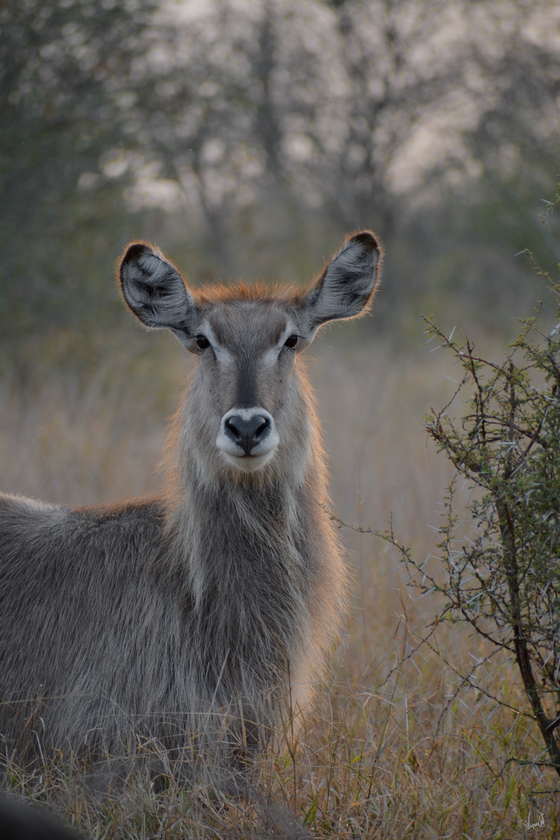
0,232,382,772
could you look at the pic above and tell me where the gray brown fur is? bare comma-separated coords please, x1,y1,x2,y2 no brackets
0,231,382,770
0,795,86,840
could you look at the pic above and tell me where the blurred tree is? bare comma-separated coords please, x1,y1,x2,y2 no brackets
412,1,560,328
131,0,468,285
462,1,560,262
0,0,170,374
136,0,342,275
311,0,460,238
149,0,560,311
2,0,560,376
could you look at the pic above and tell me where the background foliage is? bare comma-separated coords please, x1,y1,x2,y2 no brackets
2,0,560,378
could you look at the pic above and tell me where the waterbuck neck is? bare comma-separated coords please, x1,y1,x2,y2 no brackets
163,459,319,693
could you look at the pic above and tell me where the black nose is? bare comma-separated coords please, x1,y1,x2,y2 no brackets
224,414,271,456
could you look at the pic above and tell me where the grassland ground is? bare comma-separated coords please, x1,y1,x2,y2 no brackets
1,333,558,838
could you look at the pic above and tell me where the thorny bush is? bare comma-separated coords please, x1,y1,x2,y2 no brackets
418,254,560,777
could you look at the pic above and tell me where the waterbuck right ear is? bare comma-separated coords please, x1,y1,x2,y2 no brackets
301,231,382,336
119,242,198,337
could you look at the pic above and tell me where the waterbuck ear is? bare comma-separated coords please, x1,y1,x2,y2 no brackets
119,242,198,337
302,231,382,334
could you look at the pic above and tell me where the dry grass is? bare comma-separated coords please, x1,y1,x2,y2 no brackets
1,331,559,838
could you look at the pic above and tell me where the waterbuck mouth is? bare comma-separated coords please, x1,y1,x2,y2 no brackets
216,407,279,471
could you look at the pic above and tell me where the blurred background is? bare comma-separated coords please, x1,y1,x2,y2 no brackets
2,0,560,375
1,0,560,588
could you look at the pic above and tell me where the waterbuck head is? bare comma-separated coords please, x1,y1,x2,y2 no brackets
120,232,382,481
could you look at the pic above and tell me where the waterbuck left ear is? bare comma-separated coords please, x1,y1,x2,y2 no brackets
302,231,382,333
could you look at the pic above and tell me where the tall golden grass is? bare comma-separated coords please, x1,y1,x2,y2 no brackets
1,332,558,838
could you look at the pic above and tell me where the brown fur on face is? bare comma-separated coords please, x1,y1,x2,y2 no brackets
0,231,382,782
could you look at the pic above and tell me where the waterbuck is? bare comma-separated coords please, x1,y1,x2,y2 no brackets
0,231,382,776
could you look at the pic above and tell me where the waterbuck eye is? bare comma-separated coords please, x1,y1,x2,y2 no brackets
284,334,299,349
195,334,210,350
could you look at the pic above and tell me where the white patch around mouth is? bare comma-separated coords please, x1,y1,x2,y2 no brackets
216,407,279,470
220,449,277,472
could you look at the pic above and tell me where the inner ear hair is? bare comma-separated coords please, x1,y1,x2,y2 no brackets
119,242,195,331
306,230,382,328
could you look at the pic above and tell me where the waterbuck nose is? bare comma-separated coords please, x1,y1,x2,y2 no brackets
224,414,271,456
216,407,279,469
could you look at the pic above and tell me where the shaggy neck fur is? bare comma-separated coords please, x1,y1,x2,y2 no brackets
162,362,339,713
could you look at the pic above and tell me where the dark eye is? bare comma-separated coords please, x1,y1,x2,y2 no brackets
284,334,299,349
195,334,210,350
